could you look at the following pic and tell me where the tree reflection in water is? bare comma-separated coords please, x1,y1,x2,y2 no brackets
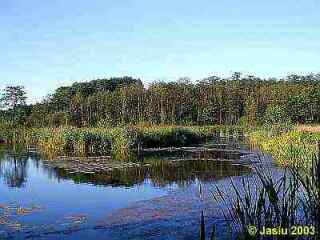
0,145,251,189
0,145,30,188
48,158,251,188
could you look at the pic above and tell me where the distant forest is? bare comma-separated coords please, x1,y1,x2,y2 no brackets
1,72,320,128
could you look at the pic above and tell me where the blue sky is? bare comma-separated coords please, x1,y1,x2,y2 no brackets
0,0,319,103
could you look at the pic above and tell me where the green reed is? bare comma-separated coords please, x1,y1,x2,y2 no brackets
1,125,244,160
213,145,320,239
249,129,320,169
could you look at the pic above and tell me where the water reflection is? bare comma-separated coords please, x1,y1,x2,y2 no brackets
0,146,30,188
0,144,252,240
46,159,250,188
0,145,251,189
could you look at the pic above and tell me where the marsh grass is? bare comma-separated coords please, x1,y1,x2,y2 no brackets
292,145,320,231
249,129,320,169
0,125,244,160
213,145,320,239
296,125,320,133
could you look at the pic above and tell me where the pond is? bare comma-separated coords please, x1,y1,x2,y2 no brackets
0,143,255,240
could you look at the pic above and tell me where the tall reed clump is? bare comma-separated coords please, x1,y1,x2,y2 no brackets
0,127,24,144
138,126,202,148
3,125,245,160
249,129,320,169
110,127,138,161
32,127,138,160
36,128,66,156
60,128,112,156
213,145,320,239
292,145,320,232
136,125,245,148
38,128,114,157
9,127,113,158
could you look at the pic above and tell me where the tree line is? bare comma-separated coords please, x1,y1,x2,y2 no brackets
1,73,320,128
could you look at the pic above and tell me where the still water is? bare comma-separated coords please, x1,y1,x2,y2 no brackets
0,145,252,239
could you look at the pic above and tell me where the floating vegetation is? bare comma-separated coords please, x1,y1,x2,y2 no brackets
0,202,89,239
42,156,141,174
39,156,251,189
62,214,88,225
0,203,45,235
0,130,279,239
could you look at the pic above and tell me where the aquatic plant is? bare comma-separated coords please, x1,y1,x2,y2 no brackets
249,129,320,169
213,146,320,239
292,146,320,232
1,125,245,160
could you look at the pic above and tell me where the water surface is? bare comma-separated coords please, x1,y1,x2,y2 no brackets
0,145,252,239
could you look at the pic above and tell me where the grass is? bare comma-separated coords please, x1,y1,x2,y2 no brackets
208,124,320,238
248,128,320,169
0,125,245,160
296,124,320,133
135,125,244,148
213,146,320,239
2,123,318,167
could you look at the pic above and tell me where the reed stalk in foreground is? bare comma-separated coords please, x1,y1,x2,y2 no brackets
212,145,320,239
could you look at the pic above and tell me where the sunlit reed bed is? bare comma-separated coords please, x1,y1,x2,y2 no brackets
248,129,320,169
0,125,244,160
296,125,320,133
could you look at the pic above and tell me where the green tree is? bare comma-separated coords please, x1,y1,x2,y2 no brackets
263,104,288,125
1,86,27,109
263,104,292,134
241,95,258,125
0,86,27,125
